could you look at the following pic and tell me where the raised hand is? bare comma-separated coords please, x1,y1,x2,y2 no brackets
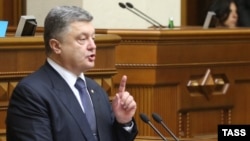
112,75,137,124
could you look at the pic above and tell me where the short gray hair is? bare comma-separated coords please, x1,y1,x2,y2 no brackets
44,5,93,55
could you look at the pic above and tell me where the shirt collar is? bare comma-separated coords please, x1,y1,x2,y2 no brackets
47,57,86,87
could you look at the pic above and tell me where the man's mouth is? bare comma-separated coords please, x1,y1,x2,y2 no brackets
88,54,96,61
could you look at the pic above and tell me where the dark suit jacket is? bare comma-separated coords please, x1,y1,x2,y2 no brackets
6,61,138,141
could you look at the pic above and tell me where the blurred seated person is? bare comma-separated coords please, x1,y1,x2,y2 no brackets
208,0,238,28
236,0,250,27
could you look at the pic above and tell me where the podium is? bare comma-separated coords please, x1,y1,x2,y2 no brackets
96,27,250,138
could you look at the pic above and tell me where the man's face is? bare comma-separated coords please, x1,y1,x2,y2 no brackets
55,21,96,75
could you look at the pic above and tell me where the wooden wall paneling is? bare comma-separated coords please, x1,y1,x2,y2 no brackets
13,0,25,25
0,0,26,26
101,28,250,139
181,0,214,26
181,0,187,26
0,1,3,19
232,79,250,123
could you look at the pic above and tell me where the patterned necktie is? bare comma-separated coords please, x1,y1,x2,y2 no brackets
75,78,97,138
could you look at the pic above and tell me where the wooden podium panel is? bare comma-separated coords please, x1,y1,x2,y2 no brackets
0,34,120,141
97,27,250,139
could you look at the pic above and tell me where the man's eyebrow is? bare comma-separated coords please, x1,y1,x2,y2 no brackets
79,31,95,36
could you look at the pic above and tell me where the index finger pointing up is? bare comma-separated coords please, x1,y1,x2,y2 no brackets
118,75,127,93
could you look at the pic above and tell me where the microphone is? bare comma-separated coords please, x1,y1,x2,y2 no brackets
140,113,168,141
152,113,179,141
118,2,160,28
125,2,167,28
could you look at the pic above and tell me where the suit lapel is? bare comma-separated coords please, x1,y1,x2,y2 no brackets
85,79,106,138
86,84,101,120
85,78,115,141
44,62,96,141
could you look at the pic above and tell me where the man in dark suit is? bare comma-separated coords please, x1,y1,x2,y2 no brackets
6,6,138,141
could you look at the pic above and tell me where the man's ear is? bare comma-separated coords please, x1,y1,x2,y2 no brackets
49,39,61,54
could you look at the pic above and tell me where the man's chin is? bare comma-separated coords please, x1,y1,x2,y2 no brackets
87,64,95,69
